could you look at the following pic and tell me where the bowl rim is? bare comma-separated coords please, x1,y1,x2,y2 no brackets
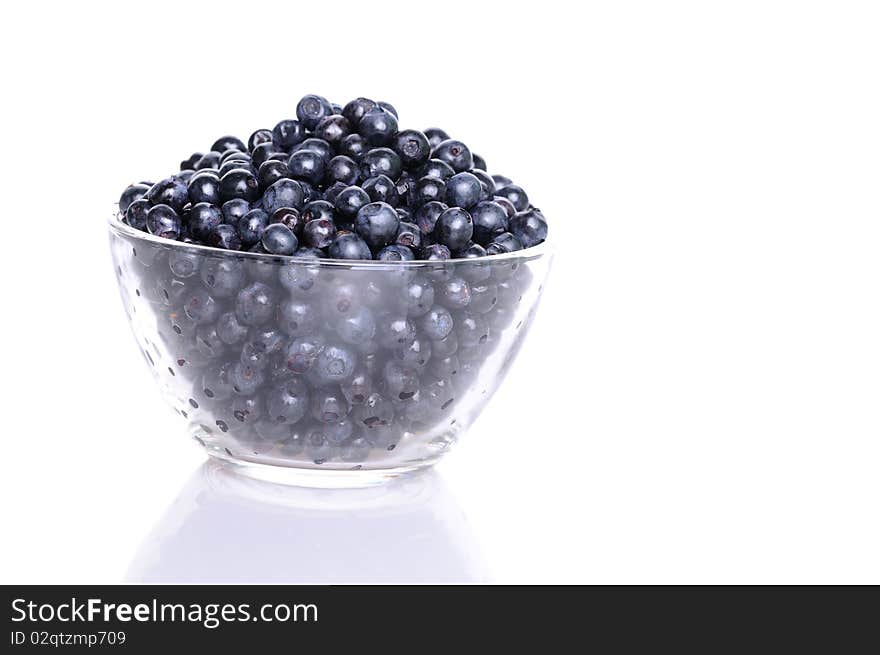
107,213,553,268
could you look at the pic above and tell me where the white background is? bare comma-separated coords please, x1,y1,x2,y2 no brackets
1,1,878,583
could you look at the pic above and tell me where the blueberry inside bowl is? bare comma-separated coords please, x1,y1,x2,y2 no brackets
109,94,552,487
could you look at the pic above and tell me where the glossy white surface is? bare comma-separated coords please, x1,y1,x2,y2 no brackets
2,2,879,583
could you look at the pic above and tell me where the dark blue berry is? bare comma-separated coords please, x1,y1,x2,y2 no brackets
260,223,298,255
358,107,399,146
433,207,473,251
424,128,450,149
195,152,221,170
395,221,422,249
432,139,473,172
147,177,189,212
315,344,357,385
356,202,400,249
421,243,451,262
189,203,223,241
362,174,399,206
328,232,372,260
221,198,250,225
261,178,305,214
272,119,306,149
470,200,509,245
409,175,445,206
124,198,150,230
187,172,221,205
247,129,274,153
206,223,242,250
180,153,203,171
211,136,246,153
216,311,249,345
290,137,333,162
251,141,280,168
168,248,201,278
472,153,487,171
270,207,305,236
338,133,368,159
342,97,377,125
495,184,529,211
219,168,259,202
314,114,351,144
296,94,333,130
119,183,150,213
287,149,325,186
237,208,269,247
257,159,289,191
485,231,523,255
301,217,336,249
510,208,548,248
393,129,431,169
377,244,415,261
326,155,359,186
235,282,276,327
445,172,482,209
334,185,370,220
146,204,182,239
418,158,455,180
360,147,402,180
301,200,336,224
414,201,448,235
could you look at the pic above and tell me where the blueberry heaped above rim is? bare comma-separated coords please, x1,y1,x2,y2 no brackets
118,94,548,260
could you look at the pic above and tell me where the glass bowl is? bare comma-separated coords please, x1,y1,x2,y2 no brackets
108,216,552,486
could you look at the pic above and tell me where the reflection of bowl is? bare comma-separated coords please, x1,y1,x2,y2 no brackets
126,461,488,583
109,216,552,486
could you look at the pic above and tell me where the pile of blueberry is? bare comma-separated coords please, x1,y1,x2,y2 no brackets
115,95,546,466
118,94,547,260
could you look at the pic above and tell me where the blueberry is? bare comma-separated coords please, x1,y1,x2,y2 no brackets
421,243,451,262
187,172,221,205
340,367,374,405
182,287,220,325
230,394,264,426
328,232,372,260
470,168,495,201
314,344,357,385
437,277,472,309
221,198,251,225
265,377,310,423
495,184,529,211
290,137,333,162
433,207,473,251
189,203,223,241
206,224,242,250
424,127,450,149
304,427,334,463
301,217,336,249
418,158,455,180
393,336,432,369
219,168,259,202
322,182,350,207
248,128,274,152
351,392,395,431
202,362,235,401
251,142,281,169
360,147,402,180
294,247,325,258
338,133,368,160
260,223,298,255
296,94,333,130
419,306,454,340
470,200,509,245
278,259,320,296
377,101,398,117
432,139,473,172
358,107,398,146
195,152,221,170
445,172,483,209
147,177,189,212
215,311,249,345
314,114,351,144
333,185,370,220
262,178,305,214
376,245,414,262
257,159,289,191
119,183,150,213
211,135,246,153
383,361,420,400
431,331,459,358
218,159,255,179
235,281,276,326
509,208,548,248
272,119,307,149
124,198,150,230
492,195,517,219
287,149,325,186
240,328,285,369
472,153,487,171
485,231,523,255
468,280,499,314
356,202,400,249
325,155,359,186
194,322,227,360
409,175,446,207
277,298,317,336
393,129,431,169
376,314,416,348
457,314,489,348
414,201,448,235
362,174,399,206
146,204,182,239
219,148,250,164
428,353,459,379
270,207,305,237
200,258,244,297
168,248,201,278
301,199,336,224
342,97,377,124
284,335,325,374
180,153,203,171
395,221,422,249
311,389,349,423
400,276,435,317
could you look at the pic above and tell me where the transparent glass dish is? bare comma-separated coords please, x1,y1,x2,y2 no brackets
108,217,552,486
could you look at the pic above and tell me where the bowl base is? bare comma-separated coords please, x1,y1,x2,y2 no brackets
208,454,438,488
